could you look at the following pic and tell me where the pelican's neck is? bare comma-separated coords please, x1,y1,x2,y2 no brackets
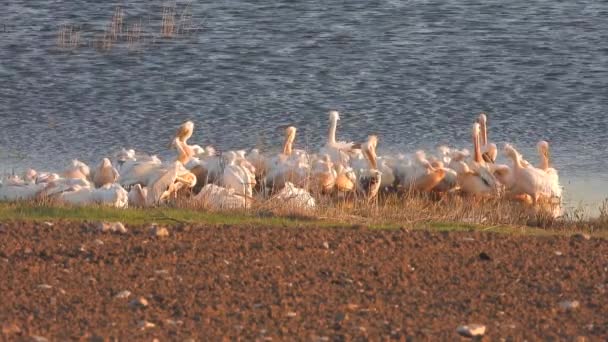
509,150,523,169
283,137,293,156
473,131,482,164
480,120,488,147
328,117,338,145
539,149,549,170
174,139,189,164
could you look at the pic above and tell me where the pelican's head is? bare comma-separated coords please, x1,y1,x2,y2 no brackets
24,169,37,182
477,112,487,124
285,126,297,141
415,150,427,162
329,110,340,122
101,158,112,168
450,149,469,162
537,140,549,155
503,144,518,160
175,120,195,142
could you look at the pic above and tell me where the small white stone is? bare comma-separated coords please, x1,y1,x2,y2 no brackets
30,336,49,342
137,320,155,330
322,241,330,249
37,284,52,290
286,311,297,317
115,290,131,299
130,297,149,308
42,222,54,228
559,300,580,310
150,225,169,237
95,221,127,234
94,239,104,246
554,251,563,256
457,324,486,337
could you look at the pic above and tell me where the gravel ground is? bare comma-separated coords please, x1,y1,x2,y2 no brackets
0,221,606,341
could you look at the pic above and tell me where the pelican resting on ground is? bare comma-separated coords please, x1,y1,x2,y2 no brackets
272,182,316,210
457,123,500,196
356,135,382,202
193,184,250,210
503,144,560,203
92,158,119,188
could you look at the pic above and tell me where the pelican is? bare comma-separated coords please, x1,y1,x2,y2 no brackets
311,154,337,194
537,140,561,197
222,152,256,198
62,160,91,180
319,110,358,165
170,120,194,147
457,123,500,196
477,113,497,163
393,151,446,193
272,182,316,210
92,158,119,188
264,126,309,191
145,161,197,205
128,184,148,207
56,183,128,208
503,144,560,203
194,184,250,210
0,182,48,201
118,157,164,188
356,135,382,202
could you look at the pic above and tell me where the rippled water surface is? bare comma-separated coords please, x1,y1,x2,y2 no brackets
1,1,607,211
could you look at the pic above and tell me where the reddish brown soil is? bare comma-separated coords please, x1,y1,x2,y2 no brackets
0,221,606,341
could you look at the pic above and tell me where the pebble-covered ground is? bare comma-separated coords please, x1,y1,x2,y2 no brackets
0,221,606,340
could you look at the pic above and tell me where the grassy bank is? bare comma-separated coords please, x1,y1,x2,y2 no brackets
0,201,605,238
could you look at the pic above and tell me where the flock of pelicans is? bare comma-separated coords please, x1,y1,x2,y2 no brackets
0,111,562,214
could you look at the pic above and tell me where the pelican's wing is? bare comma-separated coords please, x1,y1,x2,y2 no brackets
146,163,179,205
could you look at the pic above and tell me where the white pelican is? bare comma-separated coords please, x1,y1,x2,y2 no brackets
92,158,119,188
56,183,128,208
264,126,309,191
477,113,497,163
536,140,561,197
504,144,561,203
145,161,197,205
193,184,250,210
128,184,148,207
0,182,48,201
118,157,163,188
62,160,91,180
272,182,316,210
356,135,382,202
392,151,446,193
457,123,500,196
311,154,337,194
319,110,358,165
221,152,256,198
170,120,194,147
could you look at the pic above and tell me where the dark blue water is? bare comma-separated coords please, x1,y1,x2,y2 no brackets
1,1,607,210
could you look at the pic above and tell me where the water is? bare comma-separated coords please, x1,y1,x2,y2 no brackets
1,1,607,213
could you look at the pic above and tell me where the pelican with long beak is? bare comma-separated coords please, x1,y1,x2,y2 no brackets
477,113,497,163
457,123,500,195
357,135,382,202
503,144,560,203
170,120,194,147
264,126,309,192
320,110,359,165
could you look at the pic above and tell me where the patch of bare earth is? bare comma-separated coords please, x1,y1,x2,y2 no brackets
0,221,606,340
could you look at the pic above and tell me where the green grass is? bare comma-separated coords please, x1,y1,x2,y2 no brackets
0,202,605,238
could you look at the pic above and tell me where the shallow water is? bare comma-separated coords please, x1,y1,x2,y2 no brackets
1,1,607,213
